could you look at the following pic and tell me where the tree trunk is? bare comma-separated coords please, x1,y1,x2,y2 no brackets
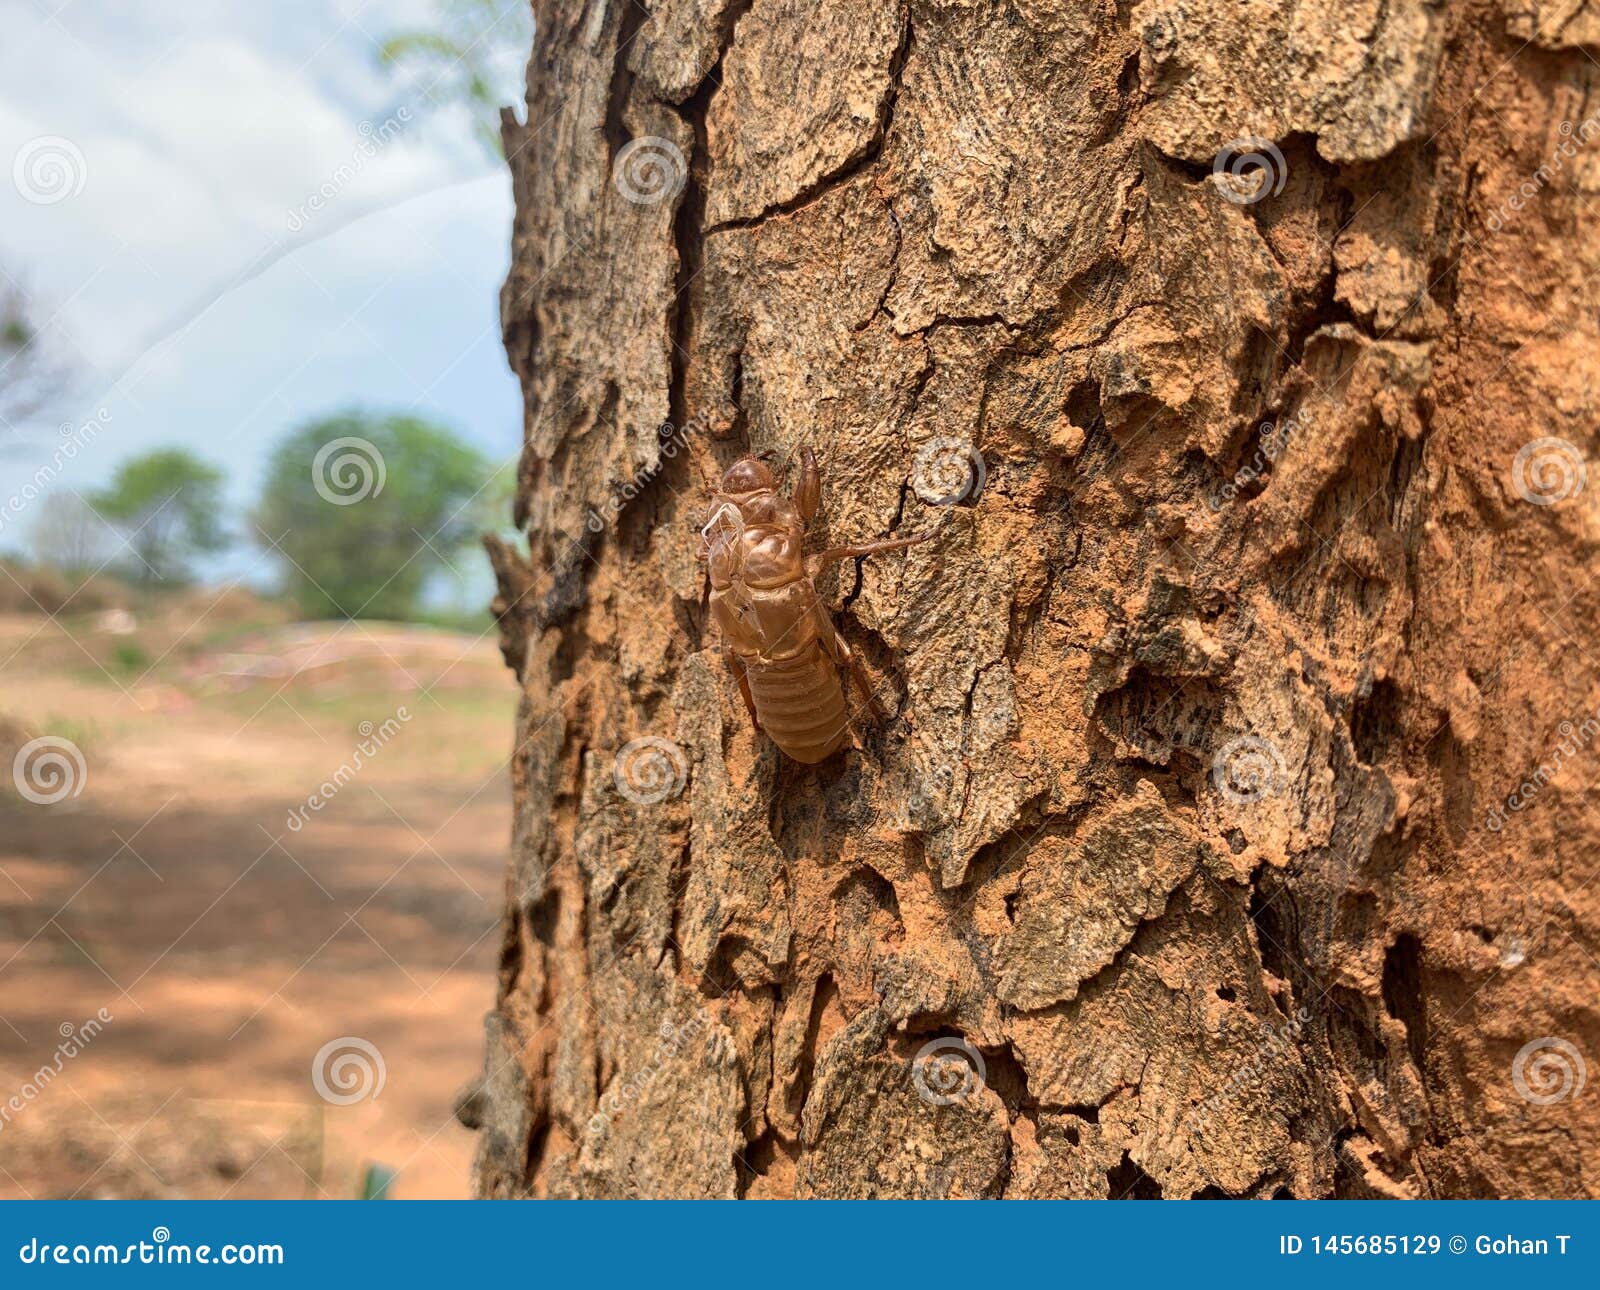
470,0,1600,1198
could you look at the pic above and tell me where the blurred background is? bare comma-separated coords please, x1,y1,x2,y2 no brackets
0,0,532,1198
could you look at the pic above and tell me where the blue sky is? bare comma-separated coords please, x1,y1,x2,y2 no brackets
0,0,526,604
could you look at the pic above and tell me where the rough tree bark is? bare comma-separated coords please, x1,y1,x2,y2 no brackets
468,0,1600,1198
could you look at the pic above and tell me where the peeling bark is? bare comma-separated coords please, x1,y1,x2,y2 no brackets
472,0,1600,1198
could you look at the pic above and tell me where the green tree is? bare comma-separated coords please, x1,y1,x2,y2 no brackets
254,411,491,620
376,0,533,158
92,449,227,584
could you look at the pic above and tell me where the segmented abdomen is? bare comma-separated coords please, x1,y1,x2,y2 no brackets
746,647,848,764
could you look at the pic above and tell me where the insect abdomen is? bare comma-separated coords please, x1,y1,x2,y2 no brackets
746,648,848,764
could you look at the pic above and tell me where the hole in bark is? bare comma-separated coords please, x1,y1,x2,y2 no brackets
1351,677,1402,765
973,1042,1033,1111
702,934,755,995
1216,984,1236,1002
527,889,560,946
1117,50,1140,98
1064,378,1103,431
1381,932,1427,1073
1212,408,1292,506
833,866,905,943
498,907,526,994
1248,879,1295,987
1106,1151,1163,1199
601,3,648,161
524,1118,549,1184
735,1129,795,1198
1386,435,1424,526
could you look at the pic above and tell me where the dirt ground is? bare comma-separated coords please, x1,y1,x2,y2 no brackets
0,600,512,1199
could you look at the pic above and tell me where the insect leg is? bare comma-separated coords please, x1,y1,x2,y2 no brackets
810,601,887,722
805,528,934,577
793,446,821,522
726,650,761,730
835,633,887,723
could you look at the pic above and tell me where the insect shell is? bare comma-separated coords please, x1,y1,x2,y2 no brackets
700,448,931,764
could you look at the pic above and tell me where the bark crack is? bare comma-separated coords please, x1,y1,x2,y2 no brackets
703,7,914,237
